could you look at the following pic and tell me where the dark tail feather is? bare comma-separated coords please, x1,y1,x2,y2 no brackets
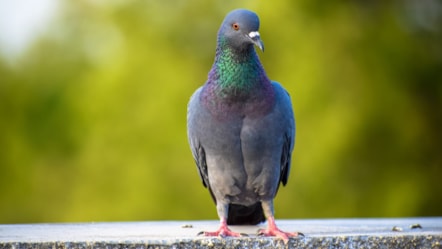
227,202,266,225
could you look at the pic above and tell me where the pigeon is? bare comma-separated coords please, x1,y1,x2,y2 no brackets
187,9,299,243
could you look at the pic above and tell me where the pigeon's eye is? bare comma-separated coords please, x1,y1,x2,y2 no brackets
232,23,240,31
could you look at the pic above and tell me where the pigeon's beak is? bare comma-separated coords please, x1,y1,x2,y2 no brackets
248,31,264,52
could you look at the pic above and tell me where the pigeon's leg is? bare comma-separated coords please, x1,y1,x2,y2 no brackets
198,203,243,237
258,200,302,244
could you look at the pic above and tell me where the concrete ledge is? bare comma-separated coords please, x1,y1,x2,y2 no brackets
1,218,441,248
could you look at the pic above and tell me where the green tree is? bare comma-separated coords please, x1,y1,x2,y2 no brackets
0,0,441,223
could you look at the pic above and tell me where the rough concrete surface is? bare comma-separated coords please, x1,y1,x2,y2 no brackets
0,218,441,248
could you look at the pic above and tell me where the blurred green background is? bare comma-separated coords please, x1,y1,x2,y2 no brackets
1,0,441,223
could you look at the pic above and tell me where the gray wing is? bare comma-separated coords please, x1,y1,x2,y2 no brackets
280,132,293,186
273,82,295,187
186,87,210,189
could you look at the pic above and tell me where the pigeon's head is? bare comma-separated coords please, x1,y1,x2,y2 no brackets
218,9,264,52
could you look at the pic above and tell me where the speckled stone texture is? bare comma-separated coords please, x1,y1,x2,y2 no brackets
1,218,441,249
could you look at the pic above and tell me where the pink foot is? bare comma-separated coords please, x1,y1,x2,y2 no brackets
258,217,303,244
198,218,244,238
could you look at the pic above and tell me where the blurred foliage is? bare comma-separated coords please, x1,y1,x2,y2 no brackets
1,0,441,223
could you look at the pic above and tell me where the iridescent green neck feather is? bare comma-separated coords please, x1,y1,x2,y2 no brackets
208,38,269,97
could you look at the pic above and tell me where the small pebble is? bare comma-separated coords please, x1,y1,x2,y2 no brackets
410,224,422,229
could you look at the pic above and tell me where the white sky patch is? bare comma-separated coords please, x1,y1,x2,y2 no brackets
0,0,58,59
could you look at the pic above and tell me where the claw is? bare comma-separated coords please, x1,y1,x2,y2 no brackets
257,229,300,244
257,216,304,244
197,219,243,237
198,228,243,237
